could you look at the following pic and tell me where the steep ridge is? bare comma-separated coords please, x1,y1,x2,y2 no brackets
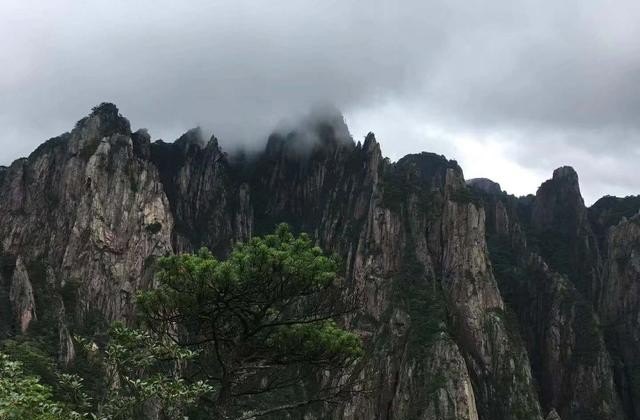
469,169,633,419
145,113,542,418
528,167,602,300
150,128,247,254
1,103,639,419
0,103,174,362
595,198,640,417
589,195,640,254
250,131,541,419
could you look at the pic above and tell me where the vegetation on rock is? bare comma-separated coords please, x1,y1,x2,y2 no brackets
0,225,362,419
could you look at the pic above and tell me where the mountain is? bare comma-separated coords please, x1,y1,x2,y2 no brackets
1,103,640,419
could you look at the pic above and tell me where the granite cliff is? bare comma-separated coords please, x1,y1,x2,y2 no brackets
1,103,639,419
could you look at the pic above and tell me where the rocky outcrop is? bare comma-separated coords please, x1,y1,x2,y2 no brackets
517,256,622,419
472,174,626,419
466,178,502,195
0,103,173,349
236,121,541,417
600,213,640,417
589,195,640,253
150,129,246,254
8,256,37,333
529,166,602,299
440,196,540,419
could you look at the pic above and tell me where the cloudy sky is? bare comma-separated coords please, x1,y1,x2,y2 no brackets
2,1,639,203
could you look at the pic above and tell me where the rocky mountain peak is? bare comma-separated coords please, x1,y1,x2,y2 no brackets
589,195,640,227
63,102,133,158
530,166,602,302
89,101,119,118
206,136,220,150
467,177,502,195
395,152,464,191
265,107,355,159
588,195,640,254
306,103,350,138
362,131,378,152
552,165,579,184
174,127,206,150
535,166,581,200
82,102,131,138
534,166,585,219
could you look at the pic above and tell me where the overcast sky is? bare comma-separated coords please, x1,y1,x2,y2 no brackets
2,1,639,203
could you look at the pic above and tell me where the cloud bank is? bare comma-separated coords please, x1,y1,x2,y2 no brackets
1,0,639,203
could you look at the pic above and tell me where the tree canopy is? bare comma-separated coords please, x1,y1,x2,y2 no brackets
138,223,362,418
0,353,81,420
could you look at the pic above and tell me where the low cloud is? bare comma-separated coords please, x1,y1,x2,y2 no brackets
1,0,639,203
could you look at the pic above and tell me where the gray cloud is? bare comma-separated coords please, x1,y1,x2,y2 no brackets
1,0,639,203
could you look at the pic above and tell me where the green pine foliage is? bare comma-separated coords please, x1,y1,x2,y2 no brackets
0,225,362,419
137,223,362,418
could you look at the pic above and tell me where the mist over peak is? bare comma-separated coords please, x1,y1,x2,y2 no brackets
2,1,640,203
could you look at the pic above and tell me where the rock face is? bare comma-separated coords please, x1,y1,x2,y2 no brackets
0,166,6,186
150,128,247,254
466,178,502,195
530,166,602,298
0,104,174,363
8,256,37,333
600,211,640,416
1,103,639,419
469,170,637,420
